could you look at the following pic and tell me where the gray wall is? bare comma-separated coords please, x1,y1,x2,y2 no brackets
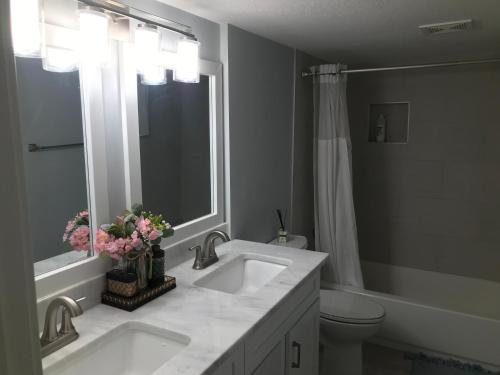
228,25,294,242
290,50,325,248
349,64,500,282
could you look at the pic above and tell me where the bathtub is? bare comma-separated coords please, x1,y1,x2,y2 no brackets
324,261,500,369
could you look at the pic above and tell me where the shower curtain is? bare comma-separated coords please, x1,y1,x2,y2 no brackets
313,64,364,288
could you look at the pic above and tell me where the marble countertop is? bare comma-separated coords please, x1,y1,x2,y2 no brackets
42,240,328,375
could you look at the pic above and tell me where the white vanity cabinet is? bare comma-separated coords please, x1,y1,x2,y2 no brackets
248,299,320,375
210,272,321,375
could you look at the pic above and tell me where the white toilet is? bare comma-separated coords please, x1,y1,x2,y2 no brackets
271,234,386,375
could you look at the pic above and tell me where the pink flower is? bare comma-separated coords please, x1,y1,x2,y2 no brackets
94,229,111,254
78,210,88,218
69,226,90,251
63,220,75,242
148,229,161,241
130,231,143,249
135,216,151,235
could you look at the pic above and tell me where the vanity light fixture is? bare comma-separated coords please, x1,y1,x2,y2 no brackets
141,66,167,85
11,0,201,85
78,8,109,67
10,0,42,57
135,24,161,74
174,38,200,83
42,46,79,73
135,24,167,85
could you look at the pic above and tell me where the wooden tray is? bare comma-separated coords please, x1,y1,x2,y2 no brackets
101,275,176,312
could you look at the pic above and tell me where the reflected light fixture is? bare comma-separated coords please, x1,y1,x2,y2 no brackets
141,66,167,85
135,24,161,74
42,46,78,72
79,8,109,67
174,38,200,83
10,0,42,57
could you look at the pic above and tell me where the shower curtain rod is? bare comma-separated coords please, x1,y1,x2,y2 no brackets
301,58,500,78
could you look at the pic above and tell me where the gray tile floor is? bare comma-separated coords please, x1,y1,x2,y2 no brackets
363,343,413,375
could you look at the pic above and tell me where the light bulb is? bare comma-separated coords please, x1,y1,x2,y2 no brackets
10,0,41,57
79,8,109,67
135,24,160,74
174,38,200,83
42,46,78,73
141,66,166,85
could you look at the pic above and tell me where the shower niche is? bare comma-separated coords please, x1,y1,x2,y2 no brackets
368,102,410,143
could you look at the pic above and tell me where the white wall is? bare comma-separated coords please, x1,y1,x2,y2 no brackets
227,25,295,243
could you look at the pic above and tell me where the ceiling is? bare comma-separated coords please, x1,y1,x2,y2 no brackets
158,0,500,67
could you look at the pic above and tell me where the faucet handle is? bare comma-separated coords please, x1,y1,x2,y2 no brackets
189,245,201,253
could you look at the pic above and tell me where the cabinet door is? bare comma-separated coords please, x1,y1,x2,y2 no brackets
251,340,286,375
287,299,320,375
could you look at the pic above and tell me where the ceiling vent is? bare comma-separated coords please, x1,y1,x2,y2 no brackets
419,19,473,35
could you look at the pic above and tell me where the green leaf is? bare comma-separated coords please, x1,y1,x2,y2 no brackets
123,213,136,224
162,228,174,238
125,221,136,236
131,203,143,216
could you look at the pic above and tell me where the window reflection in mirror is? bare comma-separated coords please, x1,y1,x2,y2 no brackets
15,58,90,276
137,70,212,227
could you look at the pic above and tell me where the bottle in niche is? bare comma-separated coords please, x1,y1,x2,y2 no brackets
375,114,386,143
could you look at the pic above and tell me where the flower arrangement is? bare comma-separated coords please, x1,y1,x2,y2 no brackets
63,210,90,252
94,204,173,260
63,204,174,297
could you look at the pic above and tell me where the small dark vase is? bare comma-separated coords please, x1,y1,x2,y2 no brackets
150,245,165,287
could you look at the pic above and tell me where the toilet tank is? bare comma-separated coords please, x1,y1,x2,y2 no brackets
269,235,308,249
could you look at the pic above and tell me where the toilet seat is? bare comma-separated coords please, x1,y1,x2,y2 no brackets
320,289,385,325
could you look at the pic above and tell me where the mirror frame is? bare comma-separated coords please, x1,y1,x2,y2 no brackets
119,42,225,246
34,40,225,300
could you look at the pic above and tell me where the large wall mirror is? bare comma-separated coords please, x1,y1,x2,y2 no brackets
137,71,212,227
15,58,91,276
123,56,224,243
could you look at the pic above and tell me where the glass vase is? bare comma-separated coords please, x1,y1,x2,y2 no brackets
135,252,148,290
126,250,149,290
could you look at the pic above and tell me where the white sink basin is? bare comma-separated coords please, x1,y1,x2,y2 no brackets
44,322,190,375
194,253,290,295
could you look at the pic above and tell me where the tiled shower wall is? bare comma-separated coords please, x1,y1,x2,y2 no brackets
348,64,500,282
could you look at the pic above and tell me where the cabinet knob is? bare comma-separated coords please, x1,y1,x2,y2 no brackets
291,341,301,368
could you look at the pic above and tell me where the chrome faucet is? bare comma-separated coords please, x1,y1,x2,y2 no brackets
189,230,230,270
40,296,84,357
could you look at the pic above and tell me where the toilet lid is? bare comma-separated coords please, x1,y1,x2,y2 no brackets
320,290,385,324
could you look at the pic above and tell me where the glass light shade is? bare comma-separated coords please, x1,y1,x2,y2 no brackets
42,46,78,72
79,8,109,67
174,39,200,83
135,24,160,74
140,66,167,85
10,0,42,57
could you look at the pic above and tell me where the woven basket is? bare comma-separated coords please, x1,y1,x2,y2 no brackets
106,269,138,297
